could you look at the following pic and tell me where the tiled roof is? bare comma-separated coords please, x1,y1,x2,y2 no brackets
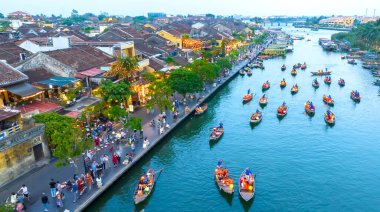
0,42,32,66
0,60,28,87
23,67,55,84
172,56,189,66
45,46,115,72
148,58,167,71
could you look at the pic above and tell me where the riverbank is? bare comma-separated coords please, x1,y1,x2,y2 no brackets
11,40,271,212
294,25,351,31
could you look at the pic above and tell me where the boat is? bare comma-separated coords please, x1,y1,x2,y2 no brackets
348,59,357,65
195,104,208,115
341,55,346,59
281,65,286,71
277,103,287,117
324,110,335,125
323,95,334,106
280,79,287,88
301,63,307,70
350,90,361,102
247,70,252,76
238,168,255,201
305,101,315,115
311,70,331,76
239,70,245,76
290,85,299,94
262,81,270,91
338,78,345,86
243,93,253,103
244,67,250,72
134,169,156,204
210,127,224,141
215,162,234,194
312,79,320,88
250,110,262,124
324,76,331,85
259,95,268,106
291,69,297,76
293,63,301,69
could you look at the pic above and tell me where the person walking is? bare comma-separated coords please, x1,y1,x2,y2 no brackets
85,173,93,191
96,163,103,178
71,182,78,203
55,190,63,208
49,179,56,198
18,185,29,201
41,193,49,211
96,176,102,189
112,153,118,167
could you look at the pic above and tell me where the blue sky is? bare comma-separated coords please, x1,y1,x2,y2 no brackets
2,0,380,17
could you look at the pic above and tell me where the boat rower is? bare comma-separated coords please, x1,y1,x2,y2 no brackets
219,122,223,128
217,160,223,168
247,89,251,94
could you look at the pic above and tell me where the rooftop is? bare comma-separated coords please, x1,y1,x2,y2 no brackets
0,42,32,65
0,60,28,87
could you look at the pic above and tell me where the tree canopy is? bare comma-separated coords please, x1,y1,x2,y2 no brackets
187,60,220,82
124,117,142,131
97,79,131,107
146,79,173,112
216,57,232,70
33,113,93,168
106,57,140,80
168,68,203,96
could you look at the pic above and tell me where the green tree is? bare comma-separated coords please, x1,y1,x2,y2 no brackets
216,57,232,70
146,79,173,112
182,34,190,39
124,117,142,131
228,49,239,61
141,72,157,83
168,68,203,97
106,57,139,80
187,60,220,82
165,57,179,65
97,80,131,107
33,113,93,168
104,105,127,121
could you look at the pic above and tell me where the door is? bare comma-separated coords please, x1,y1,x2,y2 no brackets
33,144,44,161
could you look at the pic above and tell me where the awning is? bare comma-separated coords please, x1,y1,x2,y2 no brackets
77,68,105,77
37,76,79,87
6,82,41,98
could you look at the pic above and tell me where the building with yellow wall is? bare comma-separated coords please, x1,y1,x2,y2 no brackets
157,30,183,48
319,16,355,27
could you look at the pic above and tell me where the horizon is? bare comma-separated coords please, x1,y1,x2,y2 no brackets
2,0,380,17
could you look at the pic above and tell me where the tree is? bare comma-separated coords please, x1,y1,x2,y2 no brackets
71,9,79,17
104,105,127,121
168,68,203,97
182,34,190,39
106,57,139,80
165,57,179,65
187,60,220,82
97,80,131,107
124,117,142,131
141,72,157,83
146,79,173,112
133,16,147,23
228,49,239,61
33,113,93,168
216,57,232,70
0,13,4,18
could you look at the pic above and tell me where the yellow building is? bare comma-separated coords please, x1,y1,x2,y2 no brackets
144,24,158,31
157,30,183,48
319,16,355,27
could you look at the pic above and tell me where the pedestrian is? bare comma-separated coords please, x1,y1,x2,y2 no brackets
104,154,110,169
131,142,135,153
18,184,29,201
49,179,56,198
41,193,49,211
76,177,85,195
143,137,149,149
112,153,118,167
96,176,102,189
85,173,93,191
100,154,106,171
129,152,133,163
56,181,62,193
71,182,78,203
140,129,143,139
55,190,63,208
89,167,95,182
96,163,103,178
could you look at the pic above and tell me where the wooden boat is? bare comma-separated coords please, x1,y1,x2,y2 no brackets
247,70,252,76
311,71,331,76
215,165,234,194
243,93,253,103
348,59,357,65
238,168,255,201
351,91,361,102
301,63,307,70
239,70,245,76
291,69,297,76
244,67,250,72
277,104,288,117
262,82,270,91
324,111,335,125
338,78,345,86
134,169,156,204
195,104,208,115
280,80,287,88
324,77,331,85
250,110,262,124
341,55,346,59
323,95,334,106
281,65,286,71
293,63,301,69
290,85,299,94
210,127,224,141
312,80,320,88
259,95,268,106
305,101,315,115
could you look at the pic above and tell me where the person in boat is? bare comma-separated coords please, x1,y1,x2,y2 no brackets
295,84,298,88
327,110,331,119
328,95,332,100
266,80,269,84
247,89,251,94
282,102,286,106
310,102,314,109
219,122,223,128
313,78,318,83
354,90,359,96
217,160,223,168
262,94,266,98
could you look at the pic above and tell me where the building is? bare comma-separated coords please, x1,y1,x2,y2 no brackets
319,16,355,27
0,42,32,66
147,12,166,18
17,36,71,53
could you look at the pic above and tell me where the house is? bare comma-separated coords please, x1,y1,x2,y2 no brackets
0,42,32,66
17,36,71,53
156,29,183,48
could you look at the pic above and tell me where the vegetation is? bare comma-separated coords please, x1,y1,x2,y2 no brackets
253,32,269,44
168,68,203,97
33,113,93,168
106,57,140,80
124,117,142,131
227,49,239,61
187,60,220,82
216,58,232,70
331,20,380,50
165,57,179,65
232,32,247,41
146,79,173,112
304,16,328,26
97,80,131,107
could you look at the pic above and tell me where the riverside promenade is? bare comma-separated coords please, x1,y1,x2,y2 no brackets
2,41,270,212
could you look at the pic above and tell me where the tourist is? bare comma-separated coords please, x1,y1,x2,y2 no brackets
96,176,102,189
96,162,103,178
91,161,97,177
100,155,105,171
104,154,110,169
159,126,164,135
41,193,49,211
71,182,78,203
85,173,93,191
10,192,17,205
143,137,149,149
131,142,136,153
18,184,29,201
56,181,62,193
76,177,85,196
49,179,56,198
129,152,133,163
112,153,118,167
140,129,144,138
55,190,63,208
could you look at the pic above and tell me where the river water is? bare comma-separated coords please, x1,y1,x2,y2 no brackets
87,27,380,212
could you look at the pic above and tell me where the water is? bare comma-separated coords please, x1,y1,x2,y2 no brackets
87,27,380,212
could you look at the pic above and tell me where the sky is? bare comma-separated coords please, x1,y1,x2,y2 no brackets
1,0,380,17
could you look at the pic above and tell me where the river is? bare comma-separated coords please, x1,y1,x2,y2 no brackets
87,27,380,212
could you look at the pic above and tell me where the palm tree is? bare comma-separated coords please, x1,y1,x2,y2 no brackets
105,57,139,80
